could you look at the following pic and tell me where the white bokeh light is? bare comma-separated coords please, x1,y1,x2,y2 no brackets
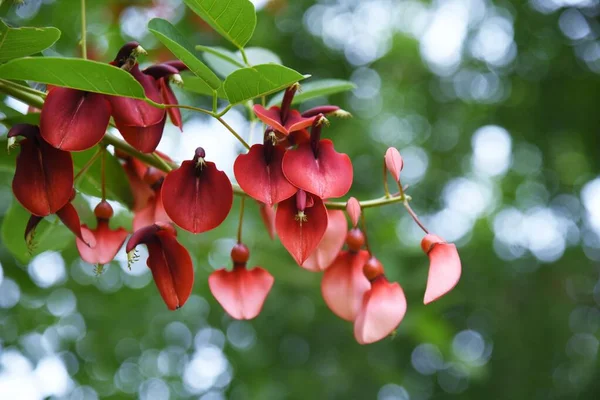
471,125,512,177
28,251,66,288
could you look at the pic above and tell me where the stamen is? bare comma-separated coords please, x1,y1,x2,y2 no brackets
294,211,308,226
127,249,140,270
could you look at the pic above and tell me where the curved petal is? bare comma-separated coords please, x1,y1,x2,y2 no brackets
384,147,403,182
321,250,370,321
56,203,95,246
208,266,274,320
122,159,154,211
283,140,353,199
116,114,166,154
161,160,233,234
159,78,182,131
259,202,276,240
146,230,194,310
133,187,171,231
283,109,316,133
302,210,347,272
275,194,328,265
353,278,407,345
76,220,128,265
253,105,286,134
424,242,461,304
233,144,297,206
40,87,111,151
13,137,73,216
108,64,165,127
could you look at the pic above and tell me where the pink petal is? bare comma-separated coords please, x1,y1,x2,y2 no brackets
258,202,276,240
384,147,403,182
133,186,171,231
56,202,95,246
423,239,461,304
353,278,407,345
282,140,353,199
76,220,128,265
302,210,347,272
321,250,370,321
346,197,361,228
283,109,316,133
253,105,286,134
208,266,274,320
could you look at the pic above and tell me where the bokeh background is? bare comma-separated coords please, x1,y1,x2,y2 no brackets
1,0,600,398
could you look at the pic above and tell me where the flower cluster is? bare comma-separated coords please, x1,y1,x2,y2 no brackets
6,42,461,344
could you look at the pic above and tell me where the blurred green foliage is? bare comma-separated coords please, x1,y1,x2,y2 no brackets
1,0,600,399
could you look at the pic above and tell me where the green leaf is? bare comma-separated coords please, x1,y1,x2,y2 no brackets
0,139,16,182
148,18,221,91
197,45,282,78
72,148,134,208
1,200,72,264
224,64,307,105
0,112,40,127
0,57,147,99
0,20,61,62
181,74,227,99
183,0,256,48
197,45,244,78
267,79,356,107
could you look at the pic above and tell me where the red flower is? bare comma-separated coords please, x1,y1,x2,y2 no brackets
8,124,73,217
302,209,347,272
126,223,194,310
133,182,170,231
275,190,328,265
321,228,370,320
40,87,111,151
208,244,274,320
282,116,353,199
117,153,156,212
107,43,166,153
258,202,276,240
143,61,187,131
161,147,233,234
421,234,461,304
76,201,128,265
353,257,407,345
233,135,297,206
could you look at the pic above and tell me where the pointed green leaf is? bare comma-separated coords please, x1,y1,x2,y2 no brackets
72,148,134,208
197,45,244,77
224,64,307,105
1,200,72,264
0,57,147,99
148,18,221,91
267,79,356,107
183,0,256,48
197,45,282,78
181,74,227,99
0,20,61,62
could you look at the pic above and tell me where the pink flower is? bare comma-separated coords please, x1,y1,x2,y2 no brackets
421,234,462,304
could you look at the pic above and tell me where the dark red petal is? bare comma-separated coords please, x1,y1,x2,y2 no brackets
146,231,194,310
321,250,371,321
76,220,128,265
258,202,276,240
132,187,171,231
161,160,233,234
283,139,353,199
116,114,166,154
208,266,274,320
107,64,165,127
8,123,40,139
159,78,182,131
126,224,161,253
353,278,407,345
25,215,43,242
163,60,188,72
275,194,328,265
233,144,297,206
302,210,347,272
56,203,95,246
283,110,316,133
253,105,287,134
40,88,111,151
12,137,73,216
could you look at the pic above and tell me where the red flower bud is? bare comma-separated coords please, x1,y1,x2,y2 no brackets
384,147,403,182
346,197,361,228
